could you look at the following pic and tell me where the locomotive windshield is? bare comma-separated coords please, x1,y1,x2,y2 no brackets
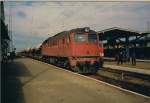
75,34,88,42
88,34,97,42
74,33,97,42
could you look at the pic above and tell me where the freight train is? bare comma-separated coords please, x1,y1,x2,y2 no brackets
24,27,104,73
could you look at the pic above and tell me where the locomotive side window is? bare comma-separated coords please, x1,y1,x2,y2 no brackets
88,34,97,42
62,38,65,44
48,41,50,46
48,40,51,47
66,36,69,44
99,41,103,48
74,34,88,42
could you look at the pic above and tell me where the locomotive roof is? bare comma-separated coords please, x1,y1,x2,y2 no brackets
70,27,97,34
42,37,52,44
42,27,97,44
53,31,69,37
52,27,97,38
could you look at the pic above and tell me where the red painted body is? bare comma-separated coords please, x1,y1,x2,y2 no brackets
41,28,104,73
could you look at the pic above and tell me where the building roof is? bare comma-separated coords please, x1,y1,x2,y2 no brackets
1,19,10,40
98,27,140,40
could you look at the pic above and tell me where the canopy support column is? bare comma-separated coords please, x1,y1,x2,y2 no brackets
125,36,129,61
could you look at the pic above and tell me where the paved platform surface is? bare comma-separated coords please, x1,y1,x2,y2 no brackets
104,57,150,63
104,58,150,70
2,58,150,103
104,64,150,75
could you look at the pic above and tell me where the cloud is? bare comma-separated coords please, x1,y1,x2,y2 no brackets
4,1,150,51
16,11,26,18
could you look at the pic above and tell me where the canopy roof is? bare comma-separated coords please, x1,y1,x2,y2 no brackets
98,27,141,40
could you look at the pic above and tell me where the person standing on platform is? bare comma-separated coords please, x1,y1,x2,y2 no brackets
131,52,136,65
10,51,16,62
115,53,119,63
118,51,123,65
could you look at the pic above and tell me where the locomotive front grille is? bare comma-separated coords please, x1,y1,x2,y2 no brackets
76,61,100,73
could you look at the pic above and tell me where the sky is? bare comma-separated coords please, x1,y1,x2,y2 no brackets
4,1,150,52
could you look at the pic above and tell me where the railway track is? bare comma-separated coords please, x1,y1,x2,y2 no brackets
85,70,150,96
28,56,150,97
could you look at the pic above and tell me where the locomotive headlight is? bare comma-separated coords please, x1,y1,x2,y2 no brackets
84,27,90,32
99,52,104,57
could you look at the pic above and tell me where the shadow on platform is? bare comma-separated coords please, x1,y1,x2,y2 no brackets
1,60,32,103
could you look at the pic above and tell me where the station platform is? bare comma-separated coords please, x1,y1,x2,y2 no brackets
2,58,150,103
104,59,150,70
104,57,150,63
104,64,150,75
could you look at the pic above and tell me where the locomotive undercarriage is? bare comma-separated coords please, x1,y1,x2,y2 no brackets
42,56,70,69
42,55,103,74
72,61,100,74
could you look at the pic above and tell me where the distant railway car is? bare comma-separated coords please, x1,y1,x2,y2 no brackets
41,27,104,73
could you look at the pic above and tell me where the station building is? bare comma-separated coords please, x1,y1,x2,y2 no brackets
98,27,150,60
1,1,10,62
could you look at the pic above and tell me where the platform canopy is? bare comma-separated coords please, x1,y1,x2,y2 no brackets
97,27,149,61
98,27,140,40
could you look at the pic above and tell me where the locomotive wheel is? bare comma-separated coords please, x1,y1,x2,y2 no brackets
71,66,79,73
64,62,70,69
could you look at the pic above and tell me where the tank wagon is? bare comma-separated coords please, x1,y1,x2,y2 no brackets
41,27,104,73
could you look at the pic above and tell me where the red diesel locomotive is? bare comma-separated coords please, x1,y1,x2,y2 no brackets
41,27,104,73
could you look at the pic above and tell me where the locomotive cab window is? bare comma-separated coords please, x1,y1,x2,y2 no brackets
88,34,97,42
66,36,70,44
99,41,103,48
74,34,88,42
